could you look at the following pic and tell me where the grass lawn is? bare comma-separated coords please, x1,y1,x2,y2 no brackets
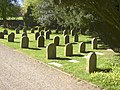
0,27,120,90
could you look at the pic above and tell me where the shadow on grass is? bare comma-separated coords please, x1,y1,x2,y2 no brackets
58,45,65,47
49,39,53,40
95,68,112,73
71,42,77,44
84,51,93,53
72,54,84,57
28,47,41,50
14,41,20,43
52,57,72,60
85,41,91,44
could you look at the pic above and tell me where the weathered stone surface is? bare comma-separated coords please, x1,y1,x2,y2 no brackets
0,32,4,39
46,43,56,59
15,28,20,34
71,30,76,36
22,32,27,37
63,30,68,36
92,38,97,49
53,36,60,46
86,52,97,73
64,35,69,44
35,32,40,40
45,31,50,39
48,30,52,34
79,42,86,53
3,29,8,35
40,31,44,36
37,36,44,47
20,36,29,48
74,34,79,42
65,43,73,56
8,32,15,42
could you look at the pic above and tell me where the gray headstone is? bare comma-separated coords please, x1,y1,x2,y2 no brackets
74,34,79,42
71,30,76,36
0,32,4,39
31,28,34,33
40,31,44,36
45,31,50,39
92,38,97,49
48,30,52,34
8,32,15,42
79,42,86,53
35,32,40,40
86,52,97,73
64,35,69,44
53,36,60,46
3,29,8,35
46,43,56,59
37,36,44,47
22,32,27,37
63,30,68,36
65,43,73,56
15,28,20,34
20,36,29,48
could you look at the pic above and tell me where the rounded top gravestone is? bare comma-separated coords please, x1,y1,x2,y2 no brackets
3,29,8,35
53,36,60,46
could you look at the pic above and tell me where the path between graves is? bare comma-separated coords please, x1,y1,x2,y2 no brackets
0,44,102,90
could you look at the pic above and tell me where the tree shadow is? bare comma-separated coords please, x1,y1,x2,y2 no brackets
14,41,20,43
72,54,84,57
28,47,41,50
52,57,72,60
95,68,112,73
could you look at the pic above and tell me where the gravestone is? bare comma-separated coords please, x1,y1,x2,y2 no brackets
40,31,44,36
0,32,4,39
20,36,29,48
74,34,79,42
63,30,68,36
53,36,60,46
45,31,50,39
64,35,69,44
48,30,52,34
3,29,8,35
8,32,15,42
71,29,76,36
37,36,44,47
31,28,34,33
65,43,73,56
35,32,40,40
46,43,56,59
92,38,97,49
79,42,86,53
86,52,97,73
15,28,20,34
22,32,27,37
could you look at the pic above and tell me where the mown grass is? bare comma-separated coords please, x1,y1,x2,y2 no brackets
0,27,120,90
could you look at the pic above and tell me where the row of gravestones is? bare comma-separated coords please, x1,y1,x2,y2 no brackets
46,42,97,73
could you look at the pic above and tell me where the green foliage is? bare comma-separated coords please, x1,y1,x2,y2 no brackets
0,0,21,27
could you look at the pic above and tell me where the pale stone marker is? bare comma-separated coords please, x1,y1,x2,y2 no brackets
35,32,40,40
63,30,68,36
64,35,69,44
0,32,4,39
74,34,78,42
65,43,73,56
3,29,8,35
86,52,97,73
92,38,97,49
45,31,50,39
40,30,44,36
53,36,60,46
8,32,15,42
79,42,86,53
46,43,56,59
21,36,29,48
37,36,44,47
